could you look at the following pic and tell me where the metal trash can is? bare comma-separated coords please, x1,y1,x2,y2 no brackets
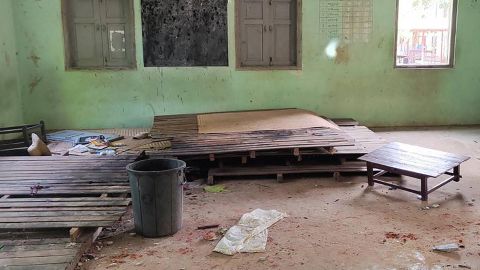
126,158,186,238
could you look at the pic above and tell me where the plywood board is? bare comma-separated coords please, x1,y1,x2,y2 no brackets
197,109,340,134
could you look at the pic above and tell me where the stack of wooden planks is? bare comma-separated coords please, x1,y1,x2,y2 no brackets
148,110,386,184
0,156,133,197
0,233,80,270
150,110,364,157
0,156,134,230
0,156,136,269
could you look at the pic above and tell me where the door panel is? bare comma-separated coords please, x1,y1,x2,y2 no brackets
271,0,296,66
240,0,269,66
100,0,132,67
67,0,104,67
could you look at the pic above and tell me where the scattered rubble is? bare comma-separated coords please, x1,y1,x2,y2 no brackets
384,232,418,242
432,243,460,252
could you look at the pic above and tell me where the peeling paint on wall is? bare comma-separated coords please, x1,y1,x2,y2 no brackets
29,76,42,93
28,50,40,67
7,0,480,129
0,0,23,127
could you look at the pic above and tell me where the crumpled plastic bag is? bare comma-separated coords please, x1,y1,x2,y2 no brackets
213,209,287,255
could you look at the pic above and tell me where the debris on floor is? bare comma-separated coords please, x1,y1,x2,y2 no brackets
47,130,122,143
384,232,418,242
197,224,220,230
214,209,287,255
432,243,461,252
202,231,218,241
420,203,441,210
27,133,51,156
204,184,226,193
133,132,150,140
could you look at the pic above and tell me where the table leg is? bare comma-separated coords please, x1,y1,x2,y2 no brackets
453,166,460,182
367,162,374,187
420,177,428,201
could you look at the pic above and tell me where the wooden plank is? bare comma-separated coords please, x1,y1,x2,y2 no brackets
0,207,127,212
0,243,77,252
209,163,374,178
0,200,130,208
5,263,68,270
0,215,120,223
0,249,76,259
0,197,128,202
0,255,74,267
0,238,72,246
0,189,130,196
0,221,114,229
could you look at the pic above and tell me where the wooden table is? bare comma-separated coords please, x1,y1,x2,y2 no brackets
359,142,470,201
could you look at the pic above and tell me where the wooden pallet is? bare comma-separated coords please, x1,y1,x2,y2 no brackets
158,127,353,156
333,125,386,155
0,156,134,230
0,228,104,270
149,111,385,159
207,162,373,184
0,236,77,270
0,156,134,196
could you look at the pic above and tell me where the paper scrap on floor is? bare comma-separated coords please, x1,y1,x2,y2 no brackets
214,209,287,255
47,130,122,143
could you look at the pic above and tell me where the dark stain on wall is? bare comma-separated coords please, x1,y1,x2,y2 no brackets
335,45,349,64
29,76,42,94
141,0,228,67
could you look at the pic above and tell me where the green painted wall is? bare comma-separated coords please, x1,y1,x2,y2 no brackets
10,0,480,129
0,0,23,133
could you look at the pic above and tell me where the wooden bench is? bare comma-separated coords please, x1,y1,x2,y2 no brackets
359,142,470,201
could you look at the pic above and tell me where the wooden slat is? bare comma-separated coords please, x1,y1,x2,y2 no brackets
0,215,120,223
0,255,74,266
0,197,127,202
0,207,127,212
2,263,68,270
0,221,115,229
0,200,130,208
0,210,124,217
0,249,76,259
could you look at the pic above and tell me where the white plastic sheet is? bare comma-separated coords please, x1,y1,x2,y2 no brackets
214,209,287,255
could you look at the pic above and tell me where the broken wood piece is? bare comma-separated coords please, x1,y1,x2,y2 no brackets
207,175,214,185
70,228,81,242
197,224,220,230
133,132,150,140
249,151,256,159
241,156,247,164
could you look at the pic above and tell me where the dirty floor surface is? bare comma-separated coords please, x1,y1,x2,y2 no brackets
84,127,480,270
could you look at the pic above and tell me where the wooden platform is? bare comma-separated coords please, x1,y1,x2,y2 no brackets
0,156,134,230
149,110,384,158
148,110,386,184
208,162,375,184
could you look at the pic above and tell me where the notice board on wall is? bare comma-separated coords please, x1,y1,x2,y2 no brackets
141,0,228,67
319,0,373,43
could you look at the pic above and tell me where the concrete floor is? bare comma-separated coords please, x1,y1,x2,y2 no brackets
85,127,480,270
